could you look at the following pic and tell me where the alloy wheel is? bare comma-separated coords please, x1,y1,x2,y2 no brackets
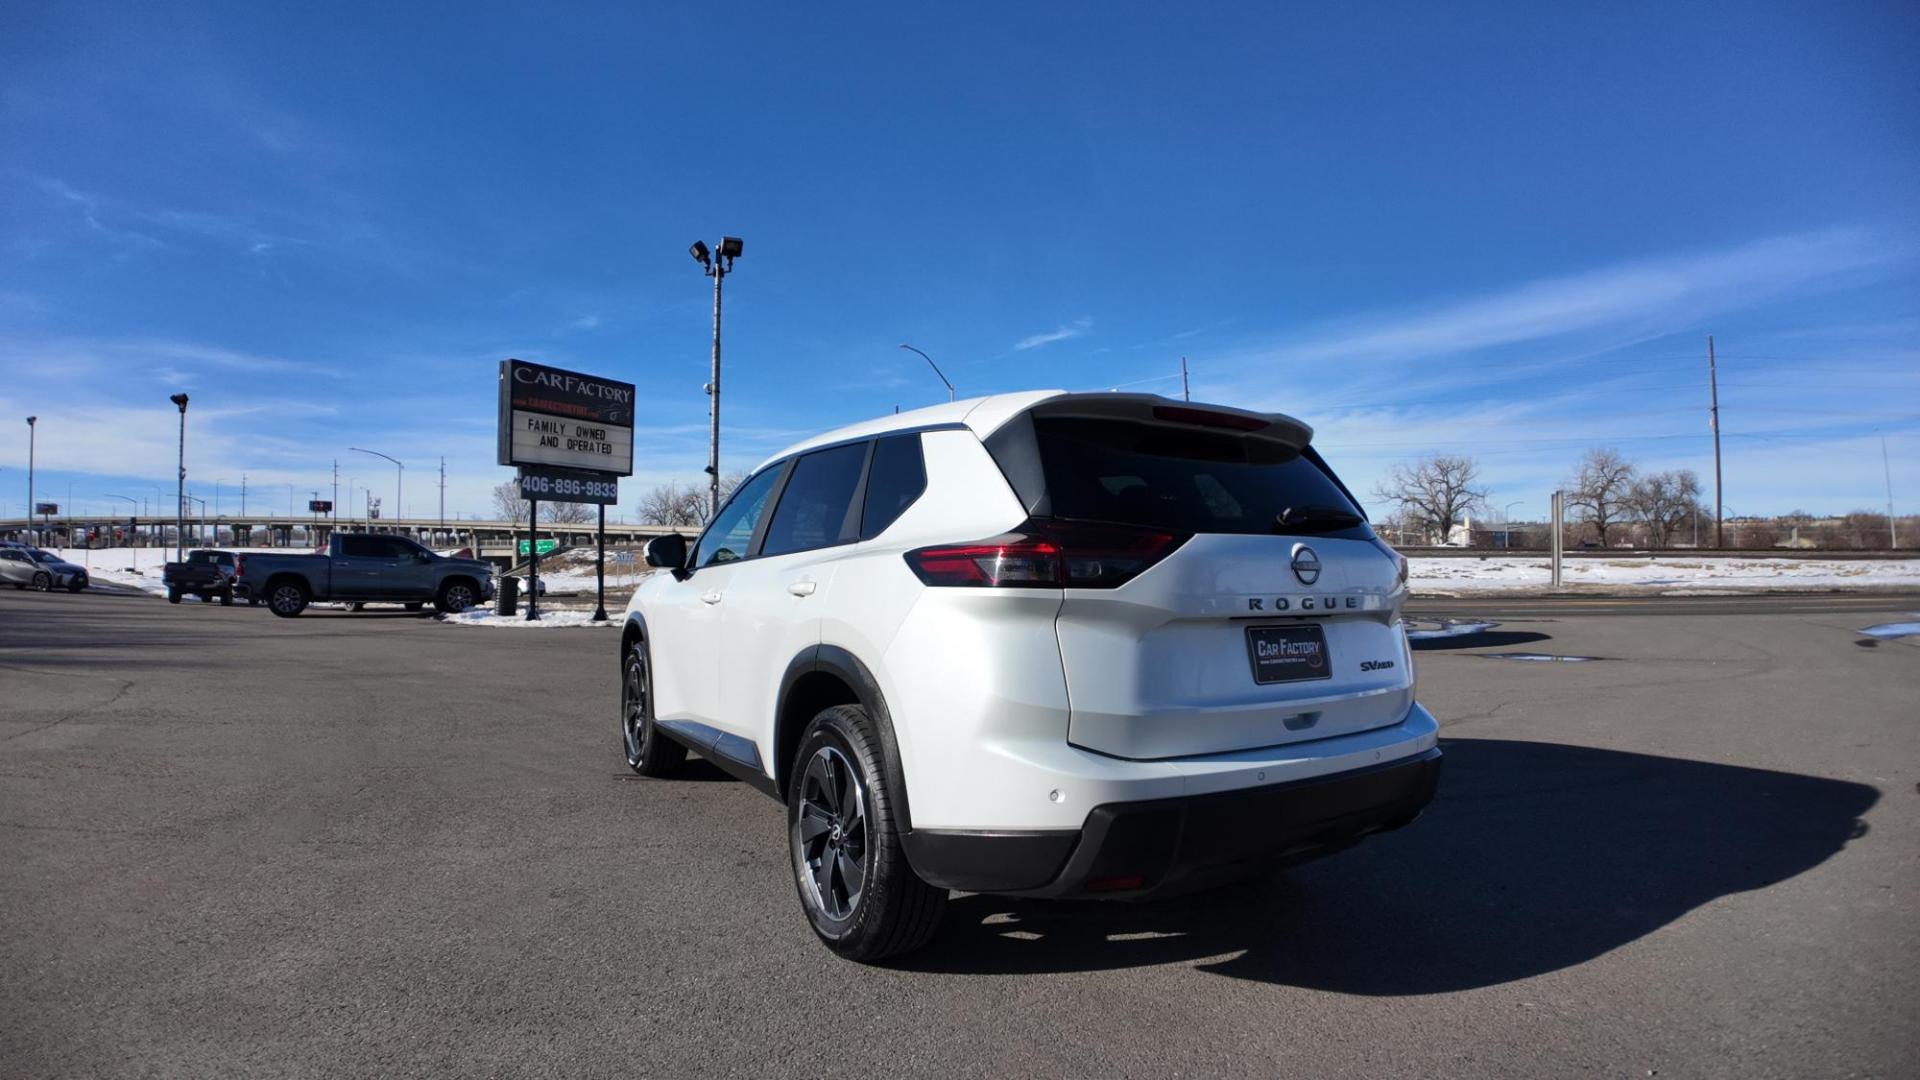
443,584,475,612
271,585,303,614
622,650,649,768
795,745,869,922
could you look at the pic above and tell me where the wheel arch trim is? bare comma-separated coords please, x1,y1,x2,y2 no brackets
774,644,913,830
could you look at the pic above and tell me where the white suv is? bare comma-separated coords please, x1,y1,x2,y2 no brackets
620,391,1441,960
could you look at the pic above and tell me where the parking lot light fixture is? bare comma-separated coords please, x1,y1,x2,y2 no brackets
170,394,189,563
691,235,743,516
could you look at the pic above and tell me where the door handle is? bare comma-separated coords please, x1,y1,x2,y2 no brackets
787,581,816,597
701,591,723,605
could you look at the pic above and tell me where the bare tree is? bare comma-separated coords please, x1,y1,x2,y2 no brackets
1627,468,1702,548
1371,455,1487,544
1566,447,1637,546
543,500,594,525
637,481,708,527
490,480,528,523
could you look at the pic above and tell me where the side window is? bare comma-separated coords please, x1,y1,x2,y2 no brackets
377,538,420,559
694,466,785,568
761,442,869,557
340,535,380,558
859,433,927,539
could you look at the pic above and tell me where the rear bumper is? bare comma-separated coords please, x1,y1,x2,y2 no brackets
904,745,1441,898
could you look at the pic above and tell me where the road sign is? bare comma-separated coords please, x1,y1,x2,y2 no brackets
308,500,333,513
497,358,636,476
518,539,561,557
517,464,619,505
35,502,57,515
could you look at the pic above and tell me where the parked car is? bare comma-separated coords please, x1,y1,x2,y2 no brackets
0,545,88,592
618,391,1440,960
162,549,241,605
236,534,494,617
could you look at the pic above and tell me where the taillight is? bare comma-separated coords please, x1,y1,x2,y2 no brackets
905,519,1188,589
1371,538,1408,588
235,555,246,578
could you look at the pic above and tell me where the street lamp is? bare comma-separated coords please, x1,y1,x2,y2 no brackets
103,494,137,549
1503,500,1525,549
170,394,189,563
348,448,403,535
690,235,743,517
184,495,208,547
899,344,955,402
24,416,36,541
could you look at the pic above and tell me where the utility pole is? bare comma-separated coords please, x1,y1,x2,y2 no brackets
438,456,446,529
1180,357,1190,402
1885,436,1899,550
241,474,247,515
689,237,743,517
1708,335,1724,549
331,459,339,533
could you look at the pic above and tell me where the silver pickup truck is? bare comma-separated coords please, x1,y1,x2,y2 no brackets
237,534,495,618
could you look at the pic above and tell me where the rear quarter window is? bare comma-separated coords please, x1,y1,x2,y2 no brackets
1029,416,1370,539
859,433,926,539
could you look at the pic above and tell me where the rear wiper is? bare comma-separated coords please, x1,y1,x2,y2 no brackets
1275,505,1363,533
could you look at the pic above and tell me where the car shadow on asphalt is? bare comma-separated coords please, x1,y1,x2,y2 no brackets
1410,630,1552,652
898,737,1878,992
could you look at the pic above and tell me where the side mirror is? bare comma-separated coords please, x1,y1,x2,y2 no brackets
644,533,689,570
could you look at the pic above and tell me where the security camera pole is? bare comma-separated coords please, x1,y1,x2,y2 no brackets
170,394,189,562
689,236,743,517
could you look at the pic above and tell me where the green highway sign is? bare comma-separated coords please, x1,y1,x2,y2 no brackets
517,539,560,556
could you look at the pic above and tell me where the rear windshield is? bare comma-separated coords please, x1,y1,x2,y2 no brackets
1028,416,1370,538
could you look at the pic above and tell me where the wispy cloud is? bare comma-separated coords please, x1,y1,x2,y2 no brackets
1245,228,1901,368
1013,316,1093,351
34,175,164,252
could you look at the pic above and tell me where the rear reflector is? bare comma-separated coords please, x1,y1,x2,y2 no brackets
1151,405,1269,431
905,519,1189,589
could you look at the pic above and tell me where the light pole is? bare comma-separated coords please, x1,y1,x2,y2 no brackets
103,494,138,553
184,495,208,547
899,344,955,402
689,236,743,517
170,394,189,563
1502,500,1524,549
24,416,36,542
349,448,403,536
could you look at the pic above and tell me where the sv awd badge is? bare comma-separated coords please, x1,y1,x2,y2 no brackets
1360,660,1397,672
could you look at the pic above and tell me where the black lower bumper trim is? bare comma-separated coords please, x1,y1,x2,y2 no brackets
904,747,1442,898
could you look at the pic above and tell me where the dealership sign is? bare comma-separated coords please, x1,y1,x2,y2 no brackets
517,464,619,505
34,502,58,515
497,358,636,476
308,500,333,513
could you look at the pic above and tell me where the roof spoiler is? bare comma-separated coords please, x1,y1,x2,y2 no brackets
1019,393,1313,448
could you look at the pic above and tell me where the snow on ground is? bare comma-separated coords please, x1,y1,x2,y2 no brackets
1409,555,1920,594
437,609,617,628
1858,620,1920,639
47,546,295,597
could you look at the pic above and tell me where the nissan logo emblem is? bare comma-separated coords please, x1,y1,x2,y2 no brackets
1291,545,1321,586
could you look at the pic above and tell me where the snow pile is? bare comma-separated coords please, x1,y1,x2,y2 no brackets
1858,620,1920,639
437,609,617,629
1409,555,1920,594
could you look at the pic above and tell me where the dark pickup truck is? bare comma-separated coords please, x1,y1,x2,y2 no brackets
236,534,494,618
163,549,241,605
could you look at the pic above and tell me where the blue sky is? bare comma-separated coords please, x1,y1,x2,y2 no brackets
3,2,1916,523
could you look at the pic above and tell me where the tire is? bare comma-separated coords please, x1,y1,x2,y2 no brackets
404,602,424,612
788,705,945,961
621,637,687,776
247,597,261,607
31,572,52,592
348,602,366,612
266,580,309,618
434,579,479,615
68,580,85,593
219,587,234,606
167,588,182,604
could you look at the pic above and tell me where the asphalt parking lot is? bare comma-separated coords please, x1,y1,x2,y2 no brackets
3,590,1916,1077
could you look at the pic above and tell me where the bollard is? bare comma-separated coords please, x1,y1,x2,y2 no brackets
494,573,519,616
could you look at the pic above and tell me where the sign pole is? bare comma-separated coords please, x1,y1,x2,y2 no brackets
526,498,541,621
593,503,608,623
